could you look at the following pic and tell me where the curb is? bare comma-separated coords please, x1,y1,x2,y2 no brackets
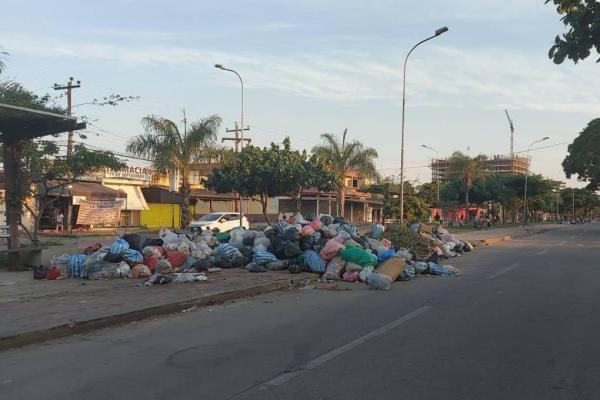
474,227,556,247
0,277,307,352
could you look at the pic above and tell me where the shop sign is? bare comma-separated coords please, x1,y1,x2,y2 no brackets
105,166,156,182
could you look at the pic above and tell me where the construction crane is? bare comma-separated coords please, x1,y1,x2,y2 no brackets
505,109,515,158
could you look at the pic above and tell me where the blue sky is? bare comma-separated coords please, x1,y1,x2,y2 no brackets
1,0,598,187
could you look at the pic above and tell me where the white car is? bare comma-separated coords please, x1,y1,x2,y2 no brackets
190,212,249,232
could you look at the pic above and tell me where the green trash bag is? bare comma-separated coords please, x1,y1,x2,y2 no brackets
216,232,231,243
340,246,378,267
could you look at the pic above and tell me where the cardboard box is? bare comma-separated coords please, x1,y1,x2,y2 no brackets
376,257,406,281
420,224,433,235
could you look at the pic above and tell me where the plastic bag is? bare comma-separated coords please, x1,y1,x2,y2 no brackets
117,261,131,277
83,242,102,255
253,251,278,265
377,248,396,262
68,254,87,278
123,249,144,266
254,237,271,250
181,256,199,271
144,257,160,273
175,272,207,283
85,261,120,280
304,250,325,273
49,254,70,276
342,270,359,282
367,273,393,290
166,251,187,269
160,229,178,245
121,233,147,251
320,239,345,262
371,224,385,238
130,264,152,279
324,256,346,280
359,266,375,282
216,243,241,258
142,246,162,259
346,262,363,272
309,219,322,231
267,260,286,271
110,239,130,255
427,263,458,276
340,246,378,267
155,259,173,274
145,273,172,286
302,225,315,237
413,261,428,274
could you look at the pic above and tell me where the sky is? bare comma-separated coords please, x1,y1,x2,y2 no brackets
1,0,598,187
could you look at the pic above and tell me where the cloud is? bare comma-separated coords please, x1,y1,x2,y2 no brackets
248,22,299,32
3,35,599,114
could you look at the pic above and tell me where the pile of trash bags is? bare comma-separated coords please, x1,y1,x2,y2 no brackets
41,213,471,289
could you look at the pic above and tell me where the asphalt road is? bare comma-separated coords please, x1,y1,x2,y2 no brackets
1,224,599,400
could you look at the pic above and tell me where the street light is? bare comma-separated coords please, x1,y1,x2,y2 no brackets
523,136,549,227
215,63,245,227
400,26,449,224
421,144,440,207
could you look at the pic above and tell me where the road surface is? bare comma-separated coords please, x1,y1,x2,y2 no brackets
1,224,598,400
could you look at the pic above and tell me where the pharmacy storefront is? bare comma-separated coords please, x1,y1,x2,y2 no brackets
102,165,155,227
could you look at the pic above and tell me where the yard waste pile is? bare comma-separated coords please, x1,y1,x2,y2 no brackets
38,216,470,289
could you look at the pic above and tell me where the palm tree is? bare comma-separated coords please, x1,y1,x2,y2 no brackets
312,129,378,218
446,151,487,223
0,48,8,74
127,113,222,227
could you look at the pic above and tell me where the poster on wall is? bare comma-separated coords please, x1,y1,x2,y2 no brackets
76,200,122,226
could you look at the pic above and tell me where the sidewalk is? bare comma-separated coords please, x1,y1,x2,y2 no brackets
0,269,313,350
457,223,562,245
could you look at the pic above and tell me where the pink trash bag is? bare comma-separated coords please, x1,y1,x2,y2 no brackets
320,239,345,262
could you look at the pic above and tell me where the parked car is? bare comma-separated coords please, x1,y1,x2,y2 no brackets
190,212,249,232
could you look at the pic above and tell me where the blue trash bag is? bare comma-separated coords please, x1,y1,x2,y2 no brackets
122,249,144,265
337,223,358,236
304,250,325,273
253,251,278,265
427,262,458,276
377,248,396,262
217,243,240,258
110,239,130,255
68,254,87,278
371,224,385,238
409,223,420,233
181,256,199,270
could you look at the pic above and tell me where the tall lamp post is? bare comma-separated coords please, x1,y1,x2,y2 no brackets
523,136,549,227
421,144,440,207
215,64,245,227
400,26,448,224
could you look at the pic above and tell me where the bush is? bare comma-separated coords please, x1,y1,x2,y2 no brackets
383,224,430,258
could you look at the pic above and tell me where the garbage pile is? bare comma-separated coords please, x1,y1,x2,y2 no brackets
36,213,473,290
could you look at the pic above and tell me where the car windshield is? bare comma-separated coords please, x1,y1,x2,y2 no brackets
197,213,221,222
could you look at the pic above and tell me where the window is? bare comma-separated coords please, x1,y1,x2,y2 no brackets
229,213,240,221
352,179,359,188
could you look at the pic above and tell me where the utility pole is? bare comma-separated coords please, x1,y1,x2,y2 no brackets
222,122,251,152
222,122,250,213
53,77,81,159
53,77,81,234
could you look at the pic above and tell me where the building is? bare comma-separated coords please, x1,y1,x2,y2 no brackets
431,155,530,182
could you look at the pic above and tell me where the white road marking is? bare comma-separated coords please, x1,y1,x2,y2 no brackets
535,249,549,255
487,263,520,280
262,306,432,387
559,240,566,246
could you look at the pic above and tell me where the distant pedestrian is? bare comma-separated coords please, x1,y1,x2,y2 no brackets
434,212,441,224
55,212,64,233
281,214,288,222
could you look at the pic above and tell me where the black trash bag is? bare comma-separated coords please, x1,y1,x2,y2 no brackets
265,228,277,239
453,244,464,254
283,241,301,258
305,211,316,221
288,263,303,274
269,236,283,253
143,238,164,247
249,264,267,273
333,217,346,225
320,215,333,226
426,251,439,264
231,255,249,268
239,246,254,259
122,233,148,251
300,240,313,251
104,252,123,263
352,236,369,249
463,243,471,252
218,256,234,269
32,265,47,280
243,236,255,247
147,273,172,285
192,258,212,272
283,229,300,242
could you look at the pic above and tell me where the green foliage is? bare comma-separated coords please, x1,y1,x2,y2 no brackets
205,139,336,223
0,81,64,114
546,0,600,64
127,113,222,227
382,224,430,258
562,118,600,190
366,179,429,223
312,129,378,217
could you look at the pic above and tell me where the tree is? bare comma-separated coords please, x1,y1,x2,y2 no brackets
365,178,429,223
0,48,7,74
0,81,124,243
127,113,222,227
205,139,336,224
546,0,600,64
18,143,124,243
562,118,600,190
311,129,378,219
445,152,487,223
